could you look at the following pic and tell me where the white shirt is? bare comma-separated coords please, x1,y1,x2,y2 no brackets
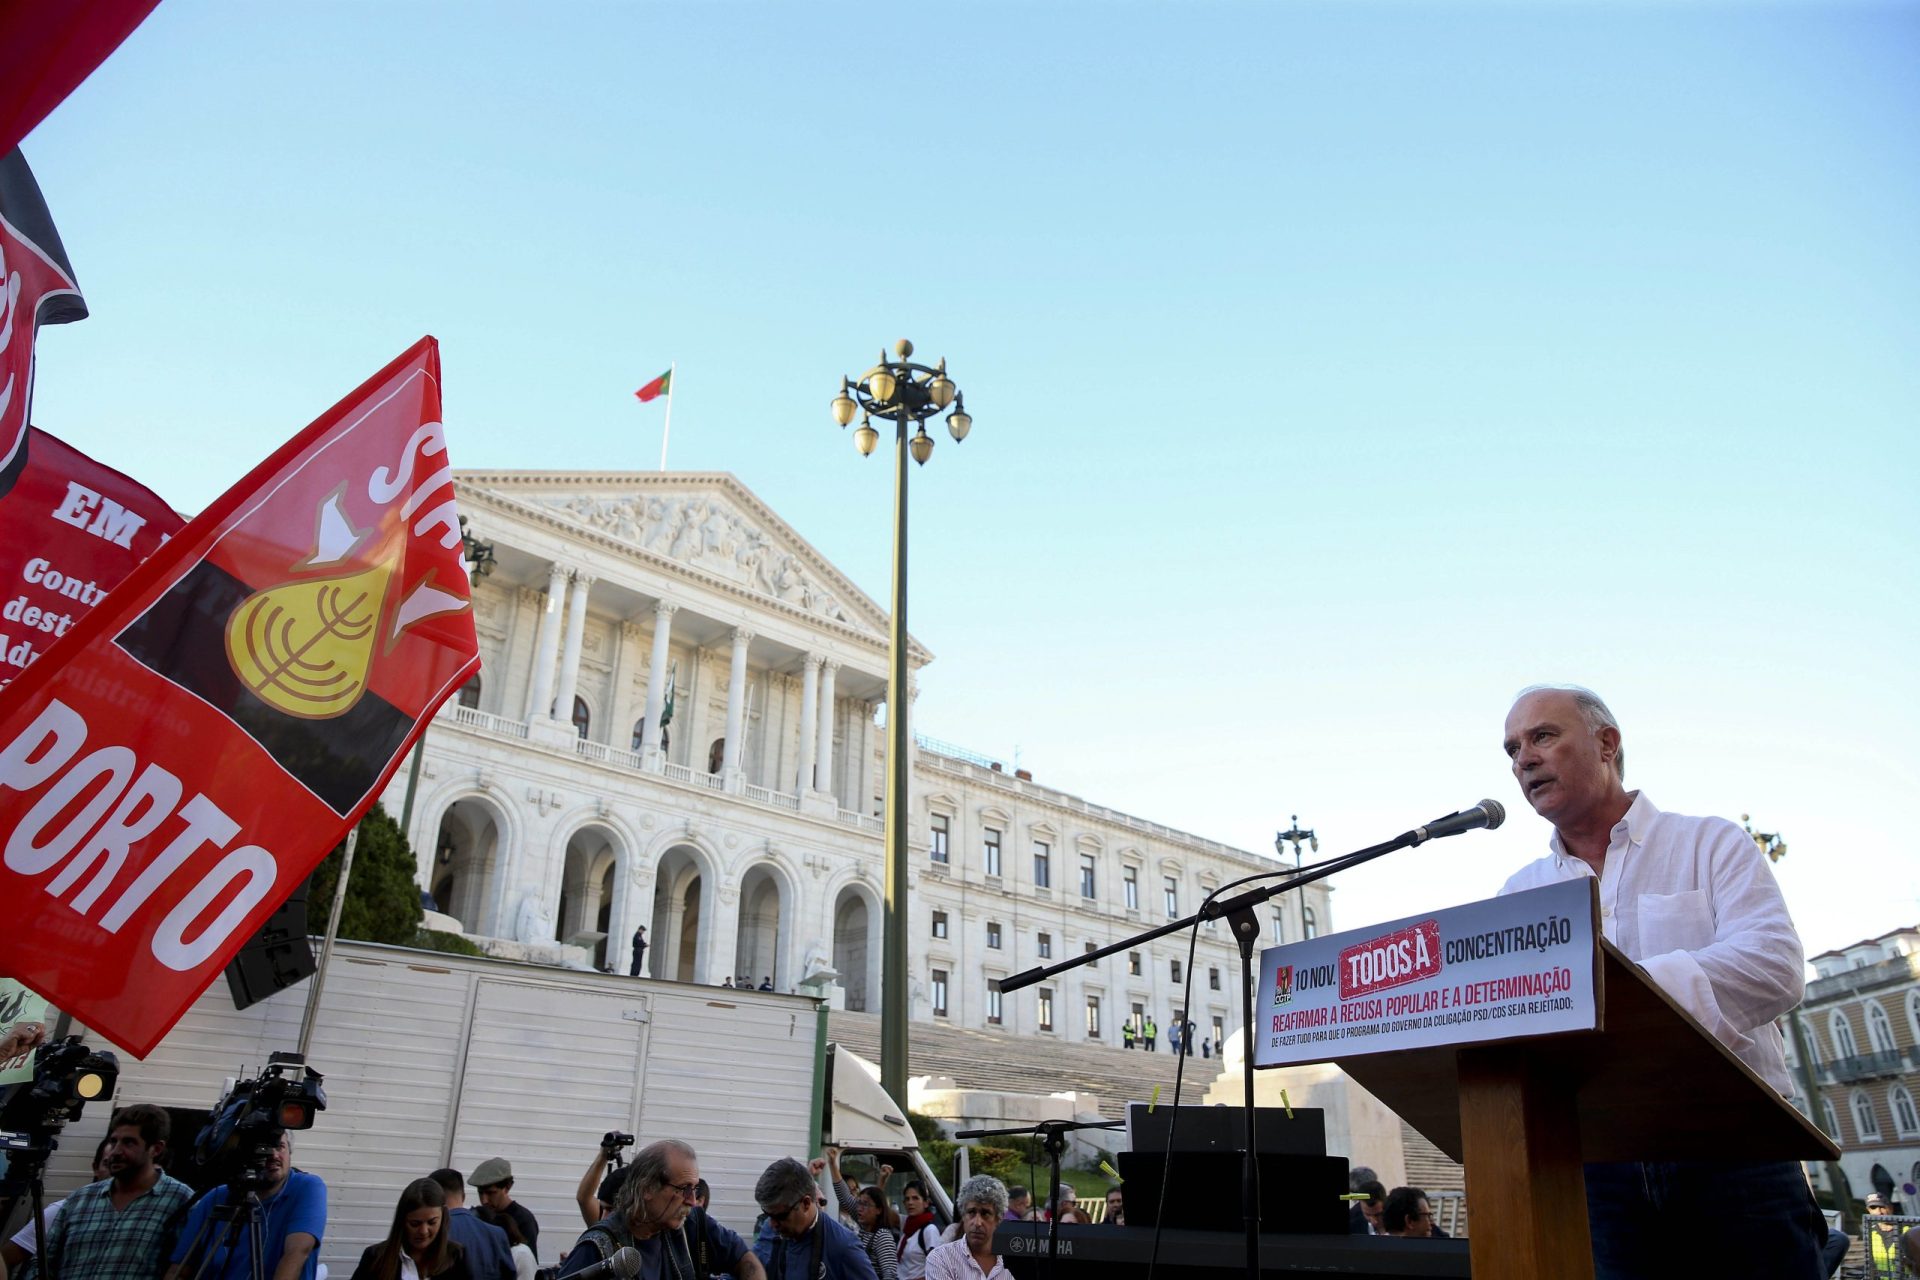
924,1240,1010,1280
7,1195,65,1254
1501,791,1803,1097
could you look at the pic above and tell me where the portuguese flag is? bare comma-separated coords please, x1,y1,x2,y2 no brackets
634,368,672,403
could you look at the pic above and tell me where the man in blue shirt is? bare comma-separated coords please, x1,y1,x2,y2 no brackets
165,1132,323,1280
431,1167,515,1280
752,1158,878,1280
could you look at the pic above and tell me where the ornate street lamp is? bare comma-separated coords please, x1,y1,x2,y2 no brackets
1741,814,1787,864
1275,815,1318,867
831,339,972,1105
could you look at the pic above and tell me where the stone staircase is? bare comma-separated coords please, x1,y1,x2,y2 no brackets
828,1011,1227,1120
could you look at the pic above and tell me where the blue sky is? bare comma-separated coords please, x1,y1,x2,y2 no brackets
22,1,1919,957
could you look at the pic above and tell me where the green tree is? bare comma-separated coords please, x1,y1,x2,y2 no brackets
306,804,422,945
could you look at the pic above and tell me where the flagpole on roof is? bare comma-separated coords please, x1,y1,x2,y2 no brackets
658,362,676,472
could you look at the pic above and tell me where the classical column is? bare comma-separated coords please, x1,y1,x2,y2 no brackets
814,660,839,799
641,600,678,764
551,570,594,733
525,562,569,719
795,655,821,794
721,627,753,776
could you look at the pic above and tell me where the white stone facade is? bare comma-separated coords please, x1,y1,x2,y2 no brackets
381,470,1331,1049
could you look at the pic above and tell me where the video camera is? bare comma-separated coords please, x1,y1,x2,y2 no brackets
0,1036,119,1139
601,1129,635,1167
194,1051,326,1193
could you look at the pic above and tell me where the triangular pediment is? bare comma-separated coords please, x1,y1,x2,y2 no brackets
454,470,921,657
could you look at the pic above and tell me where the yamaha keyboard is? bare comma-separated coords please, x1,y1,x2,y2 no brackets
995,1224,1471,1278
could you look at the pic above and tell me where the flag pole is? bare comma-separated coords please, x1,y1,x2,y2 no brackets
658,362,676,471
296,825,358,1059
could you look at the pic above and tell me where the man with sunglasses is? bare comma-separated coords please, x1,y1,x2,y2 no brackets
750,1157,878,1280
559,1139,766,1279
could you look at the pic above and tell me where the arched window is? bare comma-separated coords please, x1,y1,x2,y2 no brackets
1866,1001,1897,1055
708,737,725,774
1819,1097,1840,1139
457,674,481,709
571,696,590,740
1302,907,1318,940
1908,990,1920,1044
1830,1010,1859,1060
1851,1090,1882,1142
631,719,670,755
1891,1085,1920,1139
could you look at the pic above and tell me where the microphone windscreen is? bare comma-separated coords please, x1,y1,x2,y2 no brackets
614,1247,643,1278
1480,800,1506,830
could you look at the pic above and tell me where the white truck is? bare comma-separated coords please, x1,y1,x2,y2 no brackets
29,940,947,1275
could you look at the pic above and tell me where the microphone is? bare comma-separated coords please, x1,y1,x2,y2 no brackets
1411,800,1505,844
564,1247,642,1280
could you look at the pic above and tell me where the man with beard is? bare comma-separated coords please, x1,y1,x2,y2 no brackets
1499,684,1820,1278
559,1139,766,1279
164,1131,325,1280
41,1103,192,1278
925,1177,1011,1280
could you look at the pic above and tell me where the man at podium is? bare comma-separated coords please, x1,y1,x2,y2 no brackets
1499,685,1826,1278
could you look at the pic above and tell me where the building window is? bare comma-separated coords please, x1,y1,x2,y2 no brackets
1851,1089,1882,1141
1866,1001,1897,1055
1080,855,1097,899
987,983,1003,1025
1819,1097,1840,1138
1128,951,1142,977
1164,876,1179,917
707,736,725,773
1124,867,1139,910
984,828,1002,878
1038,932,1053,959
1084,940,1096,955
1908,990,1920,1043
987,921,1003,950
931,814,951,864
1086,996,1102,1038
932,910,949,940
932,969,949,1018
1033,842,1052,889
572,696,592,740
1208,966,1221,991
1831,1011,1860,1060
1212,1016,1225,1047
1131,1001,1145,1030
1302,906,1318,939
1272,914,1285,944
1892,1085,1920,1139
457,675,481,709
1171,959,1183,984
631,718,668,754
1038,987,1055,1032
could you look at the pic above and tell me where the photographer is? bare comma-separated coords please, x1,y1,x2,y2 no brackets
164,1131,324,1280
574,1132,635,1228
559,1139,764,1280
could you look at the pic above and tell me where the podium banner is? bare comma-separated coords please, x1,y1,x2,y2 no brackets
1254,880,1599,1069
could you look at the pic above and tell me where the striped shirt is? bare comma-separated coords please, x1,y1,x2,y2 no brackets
43,1172,192,1279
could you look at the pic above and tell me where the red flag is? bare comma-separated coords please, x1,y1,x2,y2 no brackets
0,150,89,499
0,338,479,1056
0,426,182,692
0,1,163,157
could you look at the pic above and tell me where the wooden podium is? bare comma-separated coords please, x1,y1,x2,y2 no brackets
1339,935,1841,1280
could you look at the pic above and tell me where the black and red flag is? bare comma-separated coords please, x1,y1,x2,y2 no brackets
0,150,88,499
0,1,163,157
0,337,480,1055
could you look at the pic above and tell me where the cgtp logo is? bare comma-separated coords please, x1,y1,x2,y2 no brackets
1272,963,1294,1007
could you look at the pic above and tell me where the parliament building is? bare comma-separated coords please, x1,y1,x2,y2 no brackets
378,470,1331,1050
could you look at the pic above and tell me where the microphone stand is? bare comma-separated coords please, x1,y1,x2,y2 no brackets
997,819,1452,1280
951,1118,1123,1280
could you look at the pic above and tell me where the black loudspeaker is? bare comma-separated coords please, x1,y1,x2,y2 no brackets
1117,1151,1350,1234
1128,1103,1328,1155
223,883,317,1010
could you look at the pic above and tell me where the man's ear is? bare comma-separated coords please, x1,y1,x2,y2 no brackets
1596,725,1621,767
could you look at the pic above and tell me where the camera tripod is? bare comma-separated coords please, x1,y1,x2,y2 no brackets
0,1132,55,1280
175,1165,283,1280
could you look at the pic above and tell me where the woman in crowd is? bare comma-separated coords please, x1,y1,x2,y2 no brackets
824,1147,900,1280
495,1211,536,1280
351,1177,473,1279
896,1179,942,1280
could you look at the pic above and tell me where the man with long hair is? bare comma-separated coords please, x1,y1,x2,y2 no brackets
558,1139,765,1279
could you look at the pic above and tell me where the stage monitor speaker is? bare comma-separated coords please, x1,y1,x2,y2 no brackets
1127,1103,1327,1156
1117,1151,1349,1234
223,882,317,1010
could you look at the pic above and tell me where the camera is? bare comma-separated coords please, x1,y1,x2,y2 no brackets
601,1130,635,1165
0,1036,119,1139
194,1051,326,1193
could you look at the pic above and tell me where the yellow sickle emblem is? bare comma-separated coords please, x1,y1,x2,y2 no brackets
225,558,397,719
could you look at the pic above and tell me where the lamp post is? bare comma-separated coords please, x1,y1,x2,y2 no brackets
831,339,972,1106
1274,815,1318,868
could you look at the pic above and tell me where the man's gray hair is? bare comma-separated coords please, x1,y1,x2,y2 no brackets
755,1156,817,1210
1516,684,1625,780
956,1174,1009,1218
1349,1166,1376,1192
615,1139,697,1226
